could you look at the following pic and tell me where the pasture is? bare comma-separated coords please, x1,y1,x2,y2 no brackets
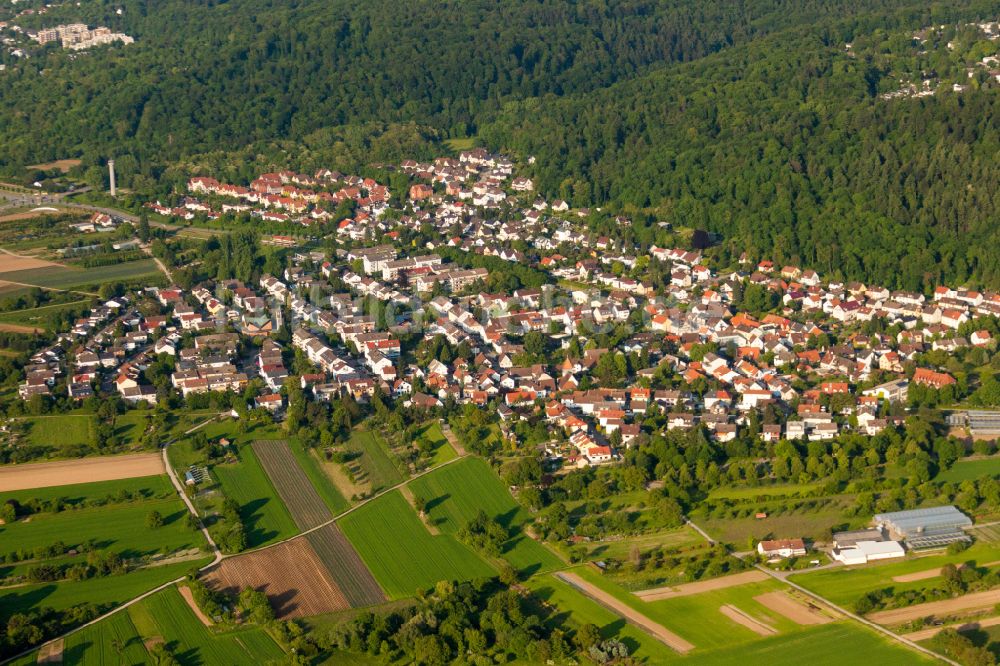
789,541,1000,607
253,439,333,530
408,457,562,575
20,413,96,448
344,428,406,491
0,560,202,622
0,495,200,560
526,573,681,663
213,444,298,547
338,490,495,598
938,457,1000,483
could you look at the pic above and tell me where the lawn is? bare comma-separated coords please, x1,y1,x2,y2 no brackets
345,428,406,491
287,439,350,514
408,457,563,576
0,495,202,560
938,457,1000,483
0,560,205,622
133,586,285,665
339,490,495,598
1,474,175,508
212,445,298,548
681,622,932,665
526,573,680,663
20,413,96,447
789,541,1000,606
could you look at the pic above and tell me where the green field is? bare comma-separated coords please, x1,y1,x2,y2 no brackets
288,440,350,514
706,483,822,500
690,501,857,544
416,422,458,466
789,541,1000,606
135,586,284,664
681,622,932,665
339,490,495,598
938,457,1000,483
0,474,174,509
408,457,563,575
345,428,406,491
19,414,96,447
60,607,150,665
0,495,201,561
0,560,204,622
526,573,680,663
0,259,164,290
212,445,298,548
0,298,92,329
570,526,706,563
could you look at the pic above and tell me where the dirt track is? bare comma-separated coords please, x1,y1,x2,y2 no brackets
178,585,214,626
556,572,695,653
902,614,1000,641
0,452,165,491
635,570,769,601
719,604,776,635
868,589,1000,625
754,591,834,625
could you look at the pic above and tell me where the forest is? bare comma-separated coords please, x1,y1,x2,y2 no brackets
2,0,1000,289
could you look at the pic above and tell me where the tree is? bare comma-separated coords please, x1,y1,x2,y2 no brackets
146,510,164,528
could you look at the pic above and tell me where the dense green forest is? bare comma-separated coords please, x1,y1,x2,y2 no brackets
3,0,1000,288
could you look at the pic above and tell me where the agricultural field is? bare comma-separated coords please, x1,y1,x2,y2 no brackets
54,608,149,666
202,536,350,618
408,457,563,575
938,457,1000,483
689,494,860,544
343,428,406,492
19,413,96,448
0,298,91,330
680,622,933,665
0,474,175,509
338,490,495,598
252,439,334,530
789,541,1000,607
0,560,202,621
0,452,165,492
526,572,681,663
212,444,297,547
0,259,165,291
0,495,200,559
287,439,350,514
306,524,386,607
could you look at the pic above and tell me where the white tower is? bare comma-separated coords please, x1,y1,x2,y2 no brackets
108,160,116,197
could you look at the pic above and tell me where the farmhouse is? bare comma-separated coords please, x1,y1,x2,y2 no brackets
756,538,807,559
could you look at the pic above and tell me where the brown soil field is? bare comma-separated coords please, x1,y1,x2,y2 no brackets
754,591,834,625
901,614,1000,641
0,452,164,491
719,604,776,635
868,589,1000,625
27,159,81,173
203,538,349,618
0,209,61,223
0,253,61,272
556,572,695,653
253,440,331,530
179,585,214,626
635,570,769,601
399,484,440,535
306,523,386,607
0,321,42,334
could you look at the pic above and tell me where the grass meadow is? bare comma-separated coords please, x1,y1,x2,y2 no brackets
338,490,495,598
213,445,298,548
